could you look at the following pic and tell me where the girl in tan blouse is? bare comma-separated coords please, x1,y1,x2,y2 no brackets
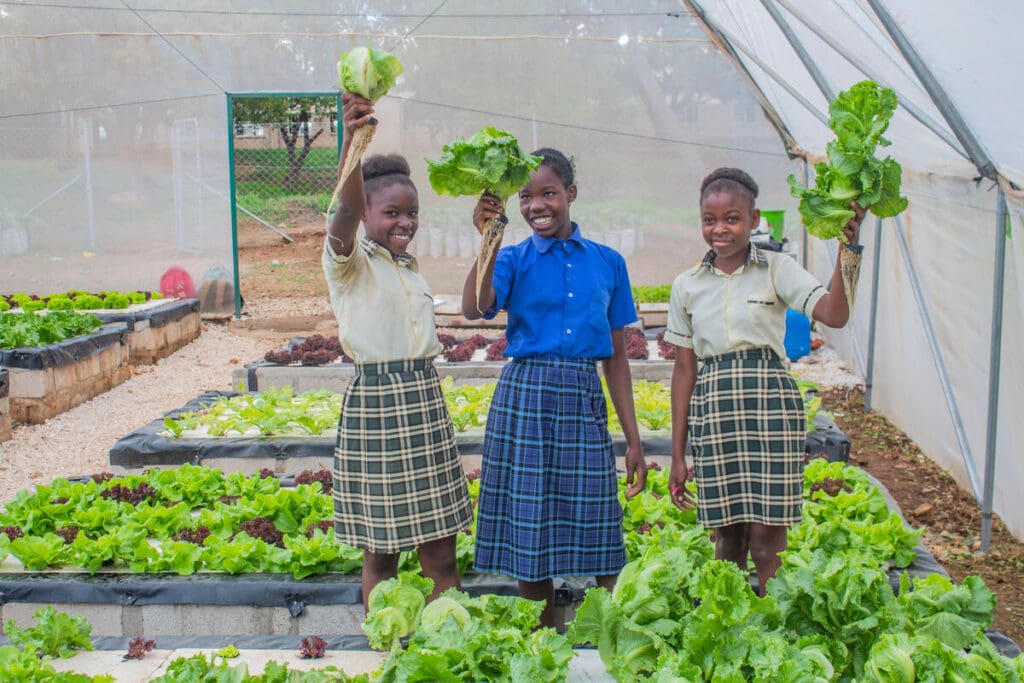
664,167,863,593
324,92,473,611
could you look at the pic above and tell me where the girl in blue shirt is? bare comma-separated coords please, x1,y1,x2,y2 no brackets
462,148,648,627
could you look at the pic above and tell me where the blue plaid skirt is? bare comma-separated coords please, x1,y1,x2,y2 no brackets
473,357,626,581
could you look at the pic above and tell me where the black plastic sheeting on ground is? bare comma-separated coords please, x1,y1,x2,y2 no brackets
0,322,129,370
109,392,852,468
93,298,199,331
0,572,581,611
0,368,8,398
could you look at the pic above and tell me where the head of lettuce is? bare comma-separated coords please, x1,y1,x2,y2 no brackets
337,46,403,101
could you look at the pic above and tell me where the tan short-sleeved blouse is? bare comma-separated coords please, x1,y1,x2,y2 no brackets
663,246,826,360
322,235,443,362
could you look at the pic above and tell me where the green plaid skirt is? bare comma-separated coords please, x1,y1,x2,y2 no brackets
690,347,805,528
333,358,473,554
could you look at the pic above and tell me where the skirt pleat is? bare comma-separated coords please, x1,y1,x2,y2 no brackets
473,357,625,580
332,357,473,554
690,347,805,528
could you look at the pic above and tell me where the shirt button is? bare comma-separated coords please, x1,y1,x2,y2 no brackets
566,328,573,334
567,263,573,268
568,292,574,298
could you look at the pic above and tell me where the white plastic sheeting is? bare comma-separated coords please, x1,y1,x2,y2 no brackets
1,1,1021,537
693,0,1022,538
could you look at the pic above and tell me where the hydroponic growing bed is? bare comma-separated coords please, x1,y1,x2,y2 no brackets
0,459,1019,682
108,383,849,472
1,320,131,424
90,298,201,365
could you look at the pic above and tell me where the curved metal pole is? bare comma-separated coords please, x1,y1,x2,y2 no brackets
893,215,981,499
759,0,834,102
864,216,883,411
864,0,996,180
774,0,968,160
981,188,1008,551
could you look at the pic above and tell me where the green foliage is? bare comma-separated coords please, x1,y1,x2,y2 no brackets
100,293,130,309
150,651,369,682
788,80,909,240
337,47,403,101
631,284,672,303
367,579,573,682
71,294,103,310
0,311,103,349
3,606,93,659
427,127,543,202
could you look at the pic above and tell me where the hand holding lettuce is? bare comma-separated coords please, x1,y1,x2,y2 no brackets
788,80,909,312
427,127,542,306
330,47,403,209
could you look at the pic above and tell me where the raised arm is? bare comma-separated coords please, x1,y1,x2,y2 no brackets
326,93,375,257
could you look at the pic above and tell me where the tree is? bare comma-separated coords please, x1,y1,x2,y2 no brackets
232,96,337,191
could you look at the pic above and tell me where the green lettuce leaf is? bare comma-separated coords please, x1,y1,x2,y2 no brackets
337,46,402,101
787,80,908,241
426,126,542,202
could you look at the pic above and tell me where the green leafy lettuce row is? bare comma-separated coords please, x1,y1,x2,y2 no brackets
363,573,573,683
0,310,103,349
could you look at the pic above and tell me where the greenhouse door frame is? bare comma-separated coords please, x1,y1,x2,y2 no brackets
226,91,343,318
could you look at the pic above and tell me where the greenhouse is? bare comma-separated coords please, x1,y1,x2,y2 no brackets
1,1,1022,680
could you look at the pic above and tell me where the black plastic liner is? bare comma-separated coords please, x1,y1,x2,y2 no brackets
0,368,8,398
93,298,199,331
0,322,129,370
110,391,851,468
0,572,581,610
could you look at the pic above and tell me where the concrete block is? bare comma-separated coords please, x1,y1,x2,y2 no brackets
0,602,125,636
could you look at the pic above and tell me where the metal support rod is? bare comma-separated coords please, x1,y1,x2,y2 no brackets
24,174,82,217
801,160,809,269
893,215,982,499
981,188,1008,551
775,0,968,160
864,0,996,180
80,122,96,250
864,216,883,411
759,0,835,102
227,95,242,319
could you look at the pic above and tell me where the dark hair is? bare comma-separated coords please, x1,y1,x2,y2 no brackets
700,167,758,209
531,147,575,188
362,154,415,198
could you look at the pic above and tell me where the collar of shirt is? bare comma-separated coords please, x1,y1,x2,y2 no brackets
698,244,768,273
530,222,588,254
359,235,417,269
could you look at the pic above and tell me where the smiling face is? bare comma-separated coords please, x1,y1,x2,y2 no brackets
363,181,418,255
700,189,759,273
518,163,577,240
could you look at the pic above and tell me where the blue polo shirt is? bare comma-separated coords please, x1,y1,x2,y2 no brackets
484,223,637,359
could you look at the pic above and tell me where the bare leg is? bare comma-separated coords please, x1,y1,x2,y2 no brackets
748,524,788,596
362,550,400,613
595,574,617,592
417,534,461,600
519,578,556,629
714,523,751,570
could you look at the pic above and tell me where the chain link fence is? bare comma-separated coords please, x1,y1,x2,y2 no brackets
232,97,340,239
